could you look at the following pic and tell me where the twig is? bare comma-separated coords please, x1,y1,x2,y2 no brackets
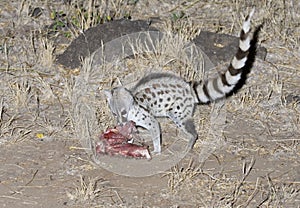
25,169,39,186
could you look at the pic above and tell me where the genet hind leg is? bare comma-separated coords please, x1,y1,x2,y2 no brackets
182,118,198,149
167,110,198,150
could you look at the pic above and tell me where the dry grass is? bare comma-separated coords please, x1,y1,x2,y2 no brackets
163,157,299,207
38,38,55,68
66,175,121,205
164,159,202,193
0,0,299,207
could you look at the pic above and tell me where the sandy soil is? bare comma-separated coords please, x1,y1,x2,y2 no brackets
0,0,299,207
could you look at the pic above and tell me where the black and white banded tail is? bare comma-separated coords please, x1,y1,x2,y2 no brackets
196,8,255,103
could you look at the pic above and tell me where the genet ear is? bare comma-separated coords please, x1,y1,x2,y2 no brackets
103,89,112,101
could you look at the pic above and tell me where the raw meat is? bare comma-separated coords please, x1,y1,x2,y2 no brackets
96,121,151,159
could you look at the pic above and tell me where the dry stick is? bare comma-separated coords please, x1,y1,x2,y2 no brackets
4,41,10,71
257,191,270,207
0,98,4,122
230,157,256,206
8,116,21,137
25,169,39,186
243,177,261,207
0,195,21,200
269,138,300,141
113,190,124,204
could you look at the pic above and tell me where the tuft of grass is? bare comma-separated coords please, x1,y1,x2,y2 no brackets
48,0,135,39
163,159,201,193
66,175,121,204
168,14,201,42
9,76,33,108
39,38,55,68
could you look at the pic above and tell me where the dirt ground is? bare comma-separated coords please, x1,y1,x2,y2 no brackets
0,0,299,207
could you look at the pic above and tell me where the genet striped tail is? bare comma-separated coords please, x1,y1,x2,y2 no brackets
196,7,255,103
